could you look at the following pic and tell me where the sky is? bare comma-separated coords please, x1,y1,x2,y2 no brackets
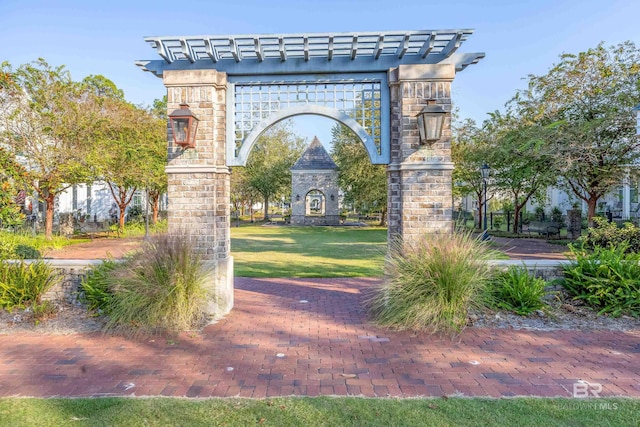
2,0,639,149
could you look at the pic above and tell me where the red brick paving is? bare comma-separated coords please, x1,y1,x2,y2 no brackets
1,277,638,398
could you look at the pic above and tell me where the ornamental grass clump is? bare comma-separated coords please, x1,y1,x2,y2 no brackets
97,233,212,337
369,232,496,335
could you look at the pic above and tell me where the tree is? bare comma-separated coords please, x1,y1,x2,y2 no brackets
244,121,305,220
90,98,166,232
230,166,259,224
146,96,168,225
452,118,492,229
484,112,556,234
0,148,25,228
0,59,99,239
518,41,640,226
331,123,387,224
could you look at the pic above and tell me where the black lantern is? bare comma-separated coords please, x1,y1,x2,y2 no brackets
168,103,199,149
480,163,490,180
416,101,446,145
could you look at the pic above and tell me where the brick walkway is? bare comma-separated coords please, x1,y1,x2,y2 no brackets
1,277,638,398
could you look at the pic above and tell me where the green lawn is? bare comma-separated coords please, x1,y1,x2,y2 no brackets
231,225,387,277
0,397,636,426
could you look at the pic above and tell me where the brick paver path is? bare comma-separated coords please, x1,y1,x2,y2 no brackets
1,277,638,398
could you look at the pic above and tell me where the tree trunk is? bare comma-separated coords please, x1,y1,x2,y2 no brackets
587,197,598,228
513,204,521,235
44,193,55,240
379,207,387,226
118,204,127,232
150,193,160,225
263,194,269,221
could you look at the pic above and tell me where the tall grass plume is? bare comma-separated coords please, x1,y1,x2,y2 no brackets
369,232,496,335
100,233,212,337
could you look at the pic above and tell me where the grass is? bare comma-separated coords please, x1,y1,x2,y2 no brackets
0,397,637,426
0,231,86,258
231,225,387,277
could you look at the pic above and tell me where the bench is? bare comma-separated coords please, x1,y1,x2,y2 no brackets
267,214,289,224
73,220,117,239
526,221,563,239
343,214,359,223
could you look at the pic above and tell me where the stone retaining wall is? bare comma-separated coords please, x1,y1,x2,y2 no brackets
22,259,570,305
7,260,104,304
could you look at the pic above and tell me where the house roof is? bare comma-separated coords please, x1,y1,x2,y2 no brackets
291,137,337,170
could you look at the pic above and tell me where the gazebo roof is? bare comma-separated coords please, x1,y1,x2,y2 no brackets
136,29,484,76
291,137,337,171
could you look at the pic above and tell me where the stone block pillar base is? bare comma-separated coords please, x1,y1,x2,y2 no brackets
203,256,233,321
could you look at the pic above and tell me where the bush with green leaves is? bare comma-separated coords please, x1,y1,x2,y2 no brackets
83,233,212,336
368,232,496,334
562,244,640,318
488,266,548,315
550,207,563,223
0,260,60,310
13,244,41,259
577,217,640,253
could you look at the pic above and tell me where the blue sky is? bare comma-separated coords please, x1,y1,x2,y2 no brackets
2,0,638,148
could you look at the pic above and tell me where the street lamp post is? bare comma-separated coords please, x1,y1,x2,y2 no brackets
480,163,491,241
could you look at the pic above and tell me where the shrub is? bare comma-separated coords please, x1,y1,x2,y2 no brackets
488,266,548,315
578,217,640,253
13,244,41,259
102,233,212,336
562,244,640,317
126,205,144,222
0,260,61,310
493,215,505,230
368,232,496,335
550,207,563,223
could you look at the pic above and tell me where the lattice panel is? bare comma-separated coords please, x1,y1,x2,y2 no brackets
233,79,382,155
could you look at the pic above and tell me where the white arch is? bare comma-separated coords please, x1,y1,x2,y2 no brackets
227,105,380,166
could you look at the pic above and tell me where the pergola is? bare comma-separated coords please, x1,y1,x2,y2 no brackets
137,29,485,319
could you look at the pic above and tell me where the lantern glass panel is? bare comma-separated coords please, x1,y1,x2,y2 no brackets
172,118,189,143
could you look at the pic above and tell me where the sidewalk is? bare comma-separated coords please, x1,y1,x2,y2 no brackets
1,277,638,398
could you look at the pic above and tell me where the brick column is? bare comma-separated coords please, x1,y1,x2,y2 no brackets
163,70,233,320
387,64,455,245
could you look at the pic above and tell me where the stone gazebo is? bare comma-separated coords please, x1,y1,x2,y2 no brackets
290,137,340,226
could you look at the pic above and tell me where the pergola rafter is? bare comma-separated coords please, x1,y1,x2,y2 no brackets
138,30,484,76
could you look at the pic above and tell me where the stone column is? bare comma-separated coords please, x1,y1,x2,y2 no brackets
387,64,455,246
163,70,233,320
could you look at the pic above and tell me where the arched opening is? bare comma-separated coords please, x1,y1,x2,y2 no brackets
306,190,325,216
228,105,386,167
